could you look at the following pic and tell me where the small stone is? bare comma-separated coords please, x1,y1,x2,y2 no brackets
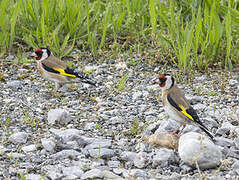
216,122,234,136
178,132,222,170
128,169,147,178
62,166,84,177
107,160,120,168
9,132,28,144
73,158,92,171
22,144,37,153
193,103,206,110
41,138,56,152
84,138,111,149
215,137,234,147
113,168,128,175
7,80,22,89
152,148,177,168
25,174,45,180
120,151,137,162
84,122,95,130
155,119,179,134
102,170,121,179
7,153,25,159
88,148,114,159
50,128,82,143
47,109,71,125
51,150,81,160
81,169,103,179
232,161,239,169
132,91,142,100
134,152,148,168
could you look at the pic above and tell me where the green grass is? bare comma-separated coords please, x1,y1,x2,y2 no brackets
0,0,238,71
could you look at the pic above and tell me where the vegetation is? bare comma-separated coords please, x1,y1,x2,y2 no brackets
0,0,238,71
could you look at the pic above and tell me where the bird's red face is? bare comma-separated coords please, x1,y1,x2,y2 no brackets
30,48,43,60
30,48,51,61
159,74,167,87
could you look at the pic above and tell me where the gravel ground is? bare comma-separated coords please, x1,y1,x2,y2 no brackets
0,52,239,180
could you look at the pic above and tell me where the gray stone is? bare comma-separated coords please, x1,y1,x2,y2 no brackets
128,169,147,178
47,109,71,125
84,138,111,149
6,153,25,159
41,138,56,152
22,144,37,153
7,80,21,88
24,174,46,180
81,169,103,179
51,150,81,160
234,138,239,149
0,145,7,154
216,122,234,135
84,122,95,130
134,152,148,168
113,168,128,175
62,166,84,177
215,137,234,147
73,158,92,171
152,148,177,168
232,161,239,169
108,117,121,125
120,151,137,162
155,119,179,134
9,132,28,144
102,170,121,179
50,128,82,143
92,159,105,167
88,148,114,159
107,160,120,168
193,103,206,110
132,91,142,100
178,132,222,170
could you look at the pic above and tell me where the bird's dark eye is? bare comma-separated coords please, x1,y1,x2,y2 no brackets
159,78,167,82
35,51,43,56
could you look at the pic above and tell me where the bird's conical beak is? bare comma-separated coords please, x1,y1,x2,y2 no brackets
29,52,37,58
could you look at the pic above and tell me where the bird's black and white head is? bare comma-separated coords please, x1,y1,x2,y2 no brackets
158,74,175,90
30,48,51,61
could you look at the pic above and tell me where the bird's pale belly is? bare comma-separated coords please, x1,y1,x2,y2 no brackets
164,104,184,124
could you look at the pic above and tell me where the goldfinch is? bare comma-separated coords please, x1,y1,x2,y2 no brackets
158,74,214,140
30,48,95,91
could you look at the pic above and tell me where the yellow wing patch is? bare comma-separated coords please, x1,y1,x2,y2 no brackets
54,68,76,77
178,105,194,121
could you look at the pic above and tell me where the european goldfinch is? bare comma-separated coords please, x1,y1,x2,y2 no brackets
30,48,95,91
158,74,214,140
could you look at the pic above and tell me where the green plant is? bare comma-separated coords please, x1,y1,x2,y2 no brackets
130,118,141,135
117,72,128,91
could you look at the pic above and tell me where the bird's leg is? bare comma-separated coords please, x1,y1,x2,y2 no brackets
171,125,186,137
51,82,62,97
55,82,61,92
177,124,186,136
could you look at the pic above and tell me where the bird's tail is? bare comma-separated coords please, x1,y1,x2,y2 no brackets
76,73,96,86
199,125,215,142
80,78,96,86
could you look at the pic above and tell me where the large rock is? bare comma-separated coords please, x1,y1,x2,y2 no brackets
47,109,71,125
9,132,28,144
178,132,222,170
